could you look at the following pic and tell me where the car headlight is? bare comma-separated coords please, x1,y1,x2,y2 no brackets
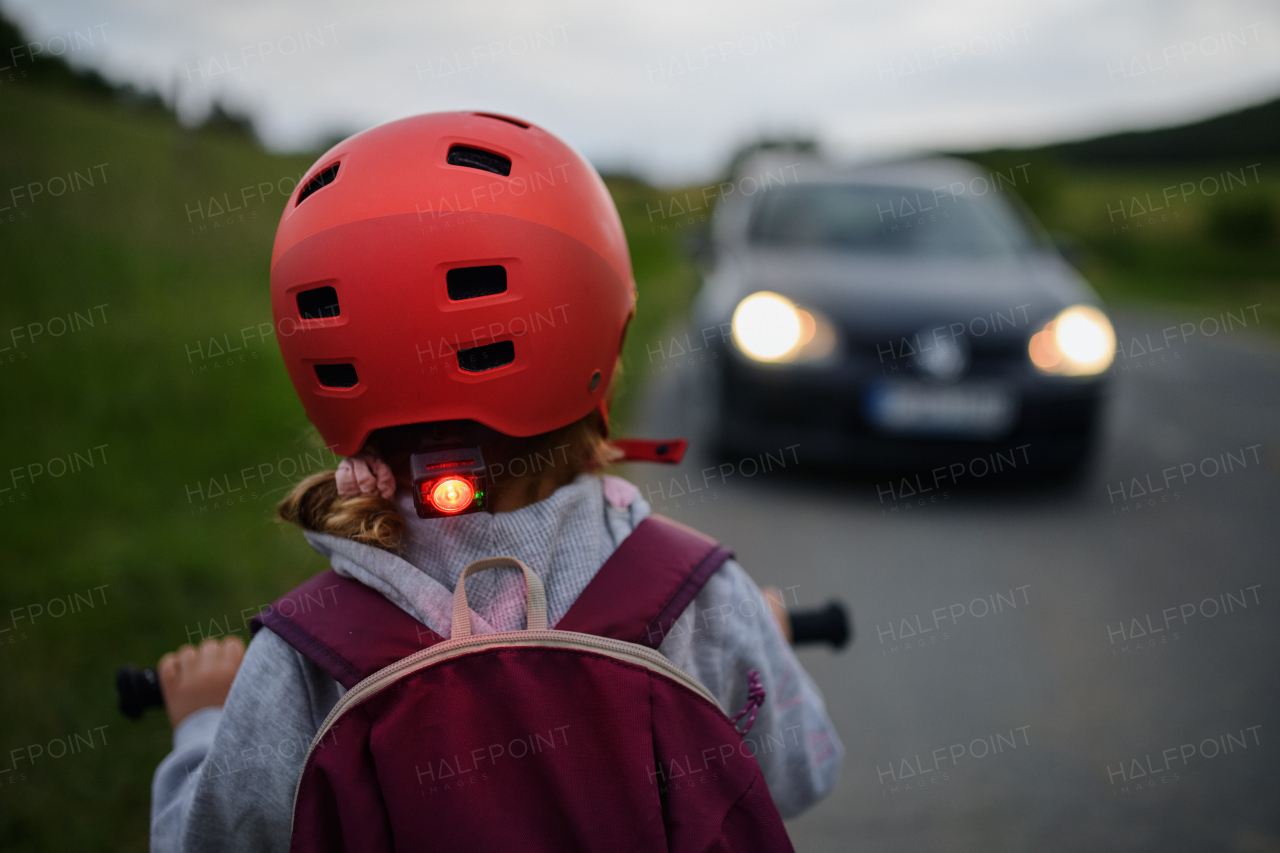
731,291,838,364
1028,305,1115,376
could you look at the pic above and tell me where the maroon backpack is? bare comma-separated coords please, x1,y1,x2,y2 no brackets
252,515,795,853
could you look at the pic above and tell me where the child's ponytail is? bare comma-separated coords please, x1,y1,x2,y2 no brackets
276,471,406,550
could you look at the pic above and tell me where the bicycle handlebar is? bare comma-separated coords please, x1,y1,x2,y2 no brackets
790,601,852,649
116,602,853,718
116,664,164,720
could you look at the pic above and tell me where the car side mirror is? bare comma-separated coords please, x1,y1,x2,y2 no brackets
1051,232,1084,266
685,227,715,269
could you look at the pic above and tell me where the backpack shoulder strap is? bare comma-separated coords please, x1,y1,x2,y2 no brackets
555,514,734,648
254,515,731,686
250,570,444,689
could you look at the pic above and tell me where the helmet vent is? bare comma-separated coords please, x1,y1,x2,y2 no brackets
446,145,511,177
296,285,340,319
314,363,358,388
296,163,339,206
446,265,507,301
474,112,529,129
457,340,515,373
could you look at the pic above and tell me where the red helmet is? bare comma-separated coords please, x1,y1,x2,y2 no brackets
270,111,635,456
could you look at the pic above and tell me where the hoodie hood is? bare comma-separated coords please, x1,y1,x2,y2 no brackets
303,473,648,638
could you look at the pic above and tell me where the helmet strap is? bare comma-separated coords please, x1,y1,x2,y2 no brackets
595,398,611,439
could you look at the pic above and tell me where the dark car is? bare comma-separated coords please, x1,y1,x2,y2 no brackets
690,155,1114,477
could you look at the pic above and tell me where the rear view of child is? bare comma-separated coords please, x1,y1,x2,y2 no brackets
150,111,842,852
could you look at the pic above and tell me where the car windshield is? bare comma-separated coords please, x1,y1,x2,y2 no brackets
747,182,1037,256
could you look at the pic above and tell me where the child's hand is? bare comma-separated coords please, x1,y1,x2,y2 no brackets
762,586,793,644
335,454,396,499
157,636,246,728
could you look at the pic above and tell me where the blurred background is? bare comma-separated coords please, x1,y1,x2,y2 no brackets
0,1,1277,850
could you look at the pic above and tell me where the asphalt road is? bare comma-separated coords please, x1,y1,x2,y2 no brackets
624,310,1280,852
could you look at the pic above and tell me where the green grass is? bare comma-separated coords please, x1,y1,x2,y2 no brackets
0,85,699,850
607,175,704,425
972,152,1280,329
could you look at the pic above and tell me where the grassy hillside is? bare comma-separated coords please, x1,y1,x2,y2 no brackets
968,104,1280,328
0,83,697,850
1050,163,1279,324
1035,95,1280,165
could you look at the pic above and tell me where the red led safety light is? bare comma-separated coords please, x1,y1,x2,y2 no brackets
409,447,487,518
428,476,475,514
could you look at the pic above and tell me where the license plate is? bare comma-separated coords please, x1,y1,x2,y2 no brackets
864,382,1017,438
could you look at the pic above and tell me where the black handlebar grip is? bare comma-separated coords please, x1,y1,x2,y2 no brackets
116,665,164,719
789,601,852,649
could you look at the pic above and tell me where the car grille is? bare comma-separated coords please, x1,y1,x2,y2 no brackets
843,332,1027,380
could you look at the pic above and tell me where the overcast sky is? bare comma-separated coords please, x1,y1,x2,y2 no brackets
6,0,1280,183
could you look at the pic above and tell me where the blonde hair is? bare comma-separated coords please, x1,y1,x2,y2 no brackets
277,411,620,551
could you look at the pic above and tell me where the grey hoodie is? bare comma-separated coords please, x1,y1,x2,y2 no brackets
151,474,843,852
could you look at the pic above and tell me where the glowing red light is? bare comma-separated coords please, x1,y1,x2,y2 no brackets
429,476,474,513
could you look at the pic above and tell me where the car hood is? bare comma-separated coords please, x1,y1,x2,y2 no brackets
698,247,1099,340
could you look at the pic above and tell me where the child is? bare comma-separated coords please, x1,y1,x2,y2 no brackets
150,111,842,852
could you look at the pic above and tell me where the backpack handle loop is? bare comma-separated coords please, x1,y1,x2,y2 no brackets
451,557,549,638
